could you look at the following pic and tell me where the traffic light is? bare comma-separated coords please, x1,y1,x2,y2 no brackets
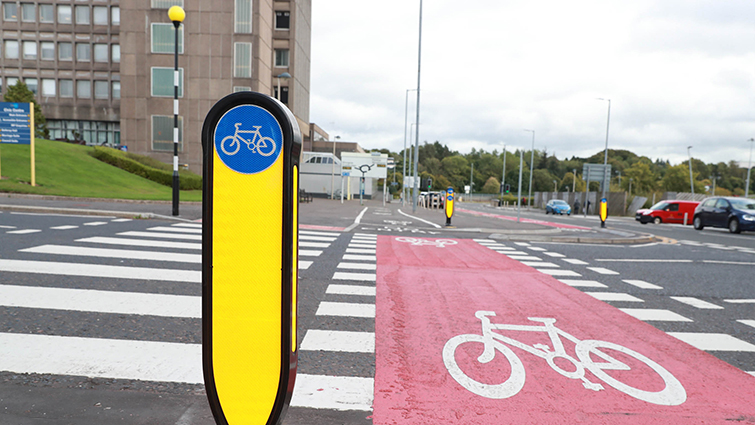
427,178,432,189
505,184,510,193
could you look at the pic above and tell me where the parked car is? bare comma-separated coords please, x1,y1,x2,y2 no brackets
545,199,571,215
635,200,699,225
693,197,755,233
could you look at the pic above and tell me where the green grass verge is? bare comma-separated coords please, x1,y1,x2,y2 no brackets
0,139,201,201
90,146,202,190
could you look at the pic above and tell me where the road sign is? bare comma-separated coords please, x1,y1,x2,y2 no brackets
342,152,388,179
404,176,415,189
582,163,611,188
0,102,32,145
201,92,301,425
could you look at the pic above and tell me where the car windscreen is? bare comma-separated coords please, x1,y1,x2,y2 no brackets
650,201,669,211
729,198,755,210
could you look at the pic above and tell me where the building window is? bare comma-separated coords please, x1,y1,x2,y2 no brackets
57,5,71,24
76,43,90,61
112,81,120,99
92,6,107,25
93,44,108,62
235,0,252,33
6,77,19,88
111,7,119,25
21,3,35,22
25,78,38,94
111,44,120,63
274,49,289,67
4,40,18,59
273,86,289,104
41,79,55,97
151,0,184,8
77,80,91,98
233,86,251,93
94,81,108,99
275,11,290,30
60,79,73,97
58,42,72,60
151,67,184,97
40,41,54,60
151,23,183,54
3,2,17,21
39,4,53,22
22,41,36,60
234,42,252,78
75,5,89,24
152,115,183,151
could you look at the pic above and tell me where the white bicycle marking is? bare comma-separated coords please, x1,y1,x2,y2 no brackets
442,311,686,406
395,237,457,248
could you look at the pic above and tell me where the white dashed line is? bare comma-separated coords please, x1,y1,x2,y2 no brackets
670,297,723,309
586,267,619,275
619,308,692,322
585,292,644,302
622,279,663,290
667,333,755,352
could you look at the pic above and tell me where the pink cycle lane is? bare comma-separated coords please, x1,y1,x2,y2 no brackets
373,236,755,424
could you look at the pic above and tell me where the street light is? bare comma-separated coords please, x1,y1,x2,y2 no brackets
168,5,185,217
524,129,535,208
500,144,507,200
687,146,694,194
330,135,340,199
553,180,558,192
275,72,291,103
412,0,424,213
747,138,754,198
596,98,611,201
403,89,417,207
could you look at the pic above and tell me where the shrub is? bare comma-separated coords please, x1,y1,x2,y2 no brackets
90,147,202,190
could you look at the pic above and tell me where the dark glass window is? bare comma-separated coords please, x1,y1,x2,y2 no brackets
275,11,289,29
273,86,289,104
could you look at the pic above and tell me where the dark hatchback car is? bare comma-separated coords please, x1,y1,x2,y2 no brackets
693,197,755,233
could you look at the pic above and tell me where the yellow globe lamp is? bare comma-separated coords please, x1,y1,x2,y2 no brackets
168,5,185,24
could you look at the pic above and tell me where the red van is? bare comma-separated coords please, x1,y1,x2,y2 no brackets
636,200,699,225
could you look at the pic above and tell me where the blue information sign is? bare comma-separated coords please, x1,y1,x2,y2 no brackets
0,102,32,145
213,104,283,174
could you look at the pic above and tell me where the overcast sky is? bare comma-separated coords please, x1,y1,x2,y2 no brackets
309,0,755,168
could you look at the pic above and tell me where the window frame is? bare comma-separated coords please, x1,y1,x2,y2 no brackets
40,41,54,60
275,11,290,30
112,81,120,99
4,40,19,59
76,80,91,99
93,43,108,62
111,44,120,63
234,0,252,33
57,5,72,24
92,6,107,25
59,79,74,97
22,40,37,60
274,48,289,68
94,80,109,99
41,79,56,97
39,4,53,22
111,6,119,25
76,42,90,62
3,2,18,21
21,3,35,22
74,5,89,25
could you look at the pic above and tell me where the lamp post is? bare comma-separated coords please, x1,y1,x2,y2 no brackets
596,98,611,201
168,5,185,217
330,135,340,199
553,180,558,192
524,129,535,208
629,178,633,197
403,89,416,207
500,144,506,200
412,0,424,214
687,146,694,194
275,72,291,102
747,138,754,198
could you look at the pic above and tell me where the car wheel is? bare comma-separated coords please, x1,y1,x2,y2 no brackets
545,210,548,214
653,217,662,225
693,216,703,231
729,218,741,234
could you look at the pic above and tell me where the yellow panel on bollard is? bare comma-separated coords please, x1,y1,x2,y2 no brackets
201,92,301,425
599,197,608,228
445,187,454,227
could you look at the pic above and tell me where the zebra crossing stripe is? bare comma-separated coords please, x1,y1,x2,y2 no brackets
326,285,376,296
290,374,373,411
342,254,376,262
50,225,79,230
6,229,41,234
300,330,374,353
521,261,559,268
146,226,202,234
300,241,330,248
333,272,376,281
300,235,338,242
117,231,201,241
299,230,341,237
76,237,201,250
299,249,322,257
337,262,377,270
670,297,723,309
171,223,200,228
345,248,376,254
0,284,200,318
299,260,313,270
0,259,200,282
316,302,375,318
0,332,203,384
20,245,201,263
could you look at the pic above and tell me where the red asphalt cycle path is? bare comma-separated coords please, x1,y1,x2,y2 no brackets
373,236,755,424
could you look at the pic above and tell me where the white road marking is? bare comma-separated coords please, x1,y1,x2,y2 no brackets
514,242,530,246
670,297,724,309
316,301,375,318
473,239,496,243
345,248,376,254
737,320,755,329
542,252,566,258
586,292,644,302
111,218,133,223
20,244,200,263
299,261,313,270
587,267,620,275
6,229,41,234
348,243,376,249
326,285,376,296
299,235,338,242
300,330,374,353
0,332,202,384
623,279,663,290
596,259,692,263
290,374,373,411
83,221,108,226
724,299,755,303
537,269,581,277
76,237,201,250
562,258,589,265
353,233,377,238
0,284,200,318
146,226,202,234
506,256,544,261
337,263,377,270
397,209,441,228
299,249,322,257
344,208,369,232
0,225,16,229
521,261,559,268
170,222,199,227
342,254,376,262
667,332,755,352
299,230,341,237
558,279,607,288
50,225,78,230
492,247,515,251
500,251,529,255
619,308,692,322
0,259,199,282
117,231,201,240
527,247,547,251
333,272,376,282
300,241,330,248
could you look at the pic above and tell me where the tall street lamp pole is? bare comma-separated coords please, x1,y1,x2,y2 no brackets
330,135,340,199
500,144,506,199
747,138,754,198
687,146,694,194
412,0,423,213
596,98,611,201
524,129,534,207
403,89,416,207
168,5,185,217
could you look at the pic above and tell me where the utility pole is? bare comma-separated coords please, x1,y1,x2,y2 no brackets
524,129,535,208
469,163,474,196
517,150,523,222
500,145,506,200
411,0,423,213
746,138,754,198
687,146,694,194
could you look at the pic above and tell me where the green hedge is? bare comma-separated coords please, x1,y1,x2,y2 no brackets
90,147,202,190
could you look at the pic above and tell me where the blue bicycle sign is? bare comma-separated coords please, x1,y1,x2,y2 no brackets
214,104,283,174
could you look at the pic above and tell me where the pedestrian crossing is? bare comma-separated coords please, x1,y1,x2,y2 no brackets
1,212,132,235
473,238,755,374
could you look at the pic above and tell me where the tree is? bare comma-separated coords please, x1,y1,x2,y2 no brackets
2,80,49,139
482,176,500,193
662,164,706,193
622,162,658,194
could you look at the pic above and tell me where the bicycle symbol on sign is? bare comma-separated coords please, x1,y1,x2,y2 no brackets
220,123,277,157
395,237,457,248
442,311,686,406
